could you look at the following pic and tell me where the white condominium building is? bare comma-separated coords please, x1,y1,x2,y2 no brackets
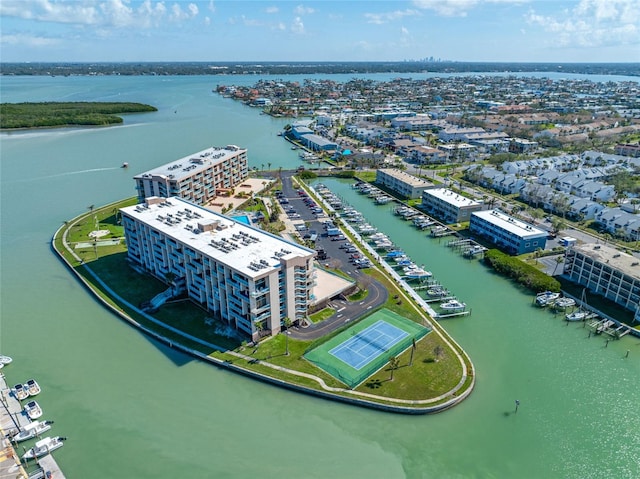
421,188,483,223
134,145,248,205
376,168,433,199
564,243,640,314
121,197,316,340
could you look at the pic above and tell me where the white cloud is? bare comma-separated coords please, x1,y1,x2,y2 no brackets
401,26,410,36
266,6,279,14
170,3,199,22
294,5,315,16
291,16,304,34
364,9,420,24
0,32,60,47
412,0,527,17
525,0,639,48
208,1,215,13
0,0,199,29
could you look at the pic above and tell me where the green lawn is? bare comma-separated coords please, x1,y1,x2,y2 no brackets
52,197,472,409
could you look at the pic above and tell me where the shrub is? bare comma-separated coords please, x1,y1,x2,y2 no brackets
484,249,560,293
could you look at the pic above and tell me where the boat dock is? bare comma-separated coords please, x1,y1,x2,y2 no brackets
0,373,66,479
587,318,633,338
1,373,29,479
434,310,471,319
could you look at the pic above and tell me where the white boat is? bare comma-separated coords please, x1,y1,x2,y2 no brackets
0,355,13,365
427,288,450,297
566,289,590,322
440,299,466,311
566,310,589,322
24,400,43,420
405,269,433,280
535,291,560,306
13,383,29,401
25,379,41,396
12,420,54,443
553,297,576,309
22,436,66,460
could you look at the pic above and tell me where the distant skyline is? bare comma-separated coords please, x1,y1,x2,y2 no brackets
1,0,638,64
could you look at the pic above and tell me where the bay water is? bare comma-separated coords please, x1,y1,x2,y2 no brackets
1,74,639,478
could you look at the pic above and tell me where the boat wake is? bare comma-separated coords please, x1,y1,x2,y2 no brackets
11,167,122,183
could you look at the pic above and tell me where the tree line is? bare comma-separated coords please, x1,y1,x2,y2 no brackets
0,102,157,129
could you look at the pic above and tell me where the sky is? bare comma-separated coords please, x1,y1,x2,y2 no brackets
0,0,638,63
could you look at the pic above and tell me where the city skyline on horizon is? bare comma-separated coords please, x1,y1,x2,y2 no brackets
1,0,638,64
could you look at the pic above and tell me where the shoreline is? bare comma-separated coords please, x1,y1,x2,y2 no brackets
51,197,475,414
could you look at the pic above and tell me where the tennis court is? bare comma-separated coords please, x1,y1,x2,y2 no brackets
304,309,430,388
330,320,409,370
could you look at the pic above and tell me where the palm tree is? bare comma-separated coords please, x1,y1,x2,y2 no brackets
433,345,444,362
388,356,399,381
254,320,265,346
267,162,272,171
282,317,292,356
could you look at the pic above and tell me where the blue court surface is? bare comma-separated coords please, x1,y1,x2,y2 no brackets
329,320,409,370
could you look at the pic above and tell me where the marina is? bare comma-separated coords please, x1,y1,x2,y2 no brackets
1,74,639,479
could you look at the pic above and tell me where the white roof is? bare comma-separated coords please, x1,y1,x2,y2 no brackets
134,146,245,182
472,209,547,239
572,243,640,281
423,188,481,208
122,197,313,278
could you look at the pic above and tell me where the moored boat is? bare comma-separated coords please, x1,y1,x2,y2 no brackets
24,400,43,420
25,379,41,396
13,383,29,401
440,299,466,311
22,436,66,460
553,297,576,309
535,291,560,307
0,355,13,365
565,310,589,322
12,420,54,443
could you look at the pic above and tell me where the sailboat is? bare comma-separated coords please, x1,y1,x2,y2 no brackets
566,289,590,322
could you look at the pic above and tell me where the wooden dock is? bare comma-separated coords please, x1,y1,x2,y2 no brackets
435,310,470,319
585,317,634,339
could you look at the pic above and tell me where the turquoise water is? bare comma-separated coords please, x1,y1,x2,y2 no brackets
231,214,252,225
1,74,639,479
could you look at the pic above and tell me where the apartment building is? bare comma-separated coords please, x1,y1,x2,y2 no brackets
121,196,316,340
134,146,248,205
470,209,547,255
376,168,433,199
421,188,483,223
564,243,640,314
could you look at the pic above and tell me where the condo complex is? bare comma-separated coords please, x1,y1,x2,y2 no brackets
121,196,316,340
134,145,248,204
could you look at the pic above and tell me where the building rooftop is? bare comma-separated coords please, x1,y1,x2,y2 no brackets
423,188,481,208
472,209,547,238
121,197,313,278
378,168,432,187
571,243,640,281
134,146,246,182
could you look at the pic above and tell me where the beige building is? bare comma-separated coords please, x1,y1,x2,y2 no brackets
134,145,248,205
564,243,640,315
421,188,483,223
376,168,433,199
